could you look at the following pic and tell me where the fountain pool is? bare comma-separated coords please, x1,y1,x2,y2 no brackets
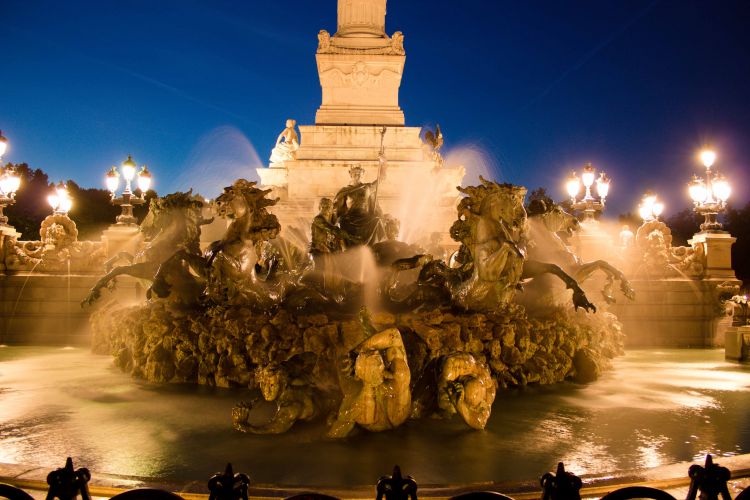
1,346,749,488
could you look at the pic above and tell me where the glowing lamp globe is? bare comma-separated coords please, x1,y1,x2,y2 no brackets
106,166,120,194
581,163,595,188
653,201,665,218
47,193,59,210
566,173,581,199
712,174,731,203
0,168,20,196
7,170,20,194
638,204,651,221
0,131,7,158
700,150,716,168
59,195,73,213
137,166,152,193
596,172,610,200
121,155,137,181
48,183,72,214
0,176,11,196
689,176,707,204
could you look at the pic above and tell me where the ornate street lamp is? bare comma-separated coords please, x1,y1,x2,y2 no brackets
688,149,731,232
106,155,152,225
638,191,665,222
566,162,610,222
0,131,21,226
47,182,73,216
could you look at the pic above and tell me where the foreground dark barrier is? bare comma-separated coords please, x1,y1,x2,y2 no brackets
0,455,748,500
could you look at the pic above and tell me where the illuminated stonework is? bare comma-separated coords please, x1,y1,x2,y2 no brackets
258,0,464,244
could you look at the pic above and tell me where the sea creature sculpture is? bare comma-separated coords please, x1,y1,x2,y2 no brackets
232,363,319,434
327,322,411,438
436,353,496,429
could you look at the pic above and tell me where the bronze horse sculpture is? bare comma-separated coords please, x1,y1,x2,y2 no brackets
525,199,635,305
82,191,210,307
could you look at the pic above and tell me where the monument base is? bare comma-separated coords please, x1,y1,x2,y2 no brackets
725,326,750,362
608,278,735,347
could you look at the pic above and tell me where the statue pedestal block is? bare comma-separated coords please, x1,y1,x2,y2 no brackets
725,326,750,362
573,223,614,262
608,278,733,347
101,224,142,259
258,124,463,243
689,231,737,279
0,225,21,240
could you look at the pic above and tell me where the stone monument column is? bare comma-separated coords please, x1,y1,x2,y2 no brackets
337,0,387,37
316,0,405,125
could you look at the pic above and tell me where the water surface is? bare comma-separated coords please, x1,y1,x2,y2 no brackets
0,347,748,486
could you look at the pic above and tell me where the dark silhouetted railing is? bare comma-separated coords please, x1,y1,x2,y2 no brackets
0,455,748,500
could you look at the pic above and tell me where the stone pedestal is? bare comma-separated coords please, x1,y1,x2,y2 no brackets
689,231,737,279
101,224,142,259
0,272,140,345
315,53,406,126
0,224,21,240
258,124,463,242
315,0,405,125
608,278,732,347
573,222,615,262
725,326,750,362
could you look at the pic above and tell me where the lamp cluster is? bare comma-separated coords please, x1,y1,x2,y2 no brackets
566,163,610,222
638,192,664,222
106,155,152,225
47,182,73,215
561,149,733,235
688,150,731,232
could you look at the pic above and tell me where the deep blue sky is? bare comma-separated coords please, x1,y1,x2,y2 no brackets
3,0,749,216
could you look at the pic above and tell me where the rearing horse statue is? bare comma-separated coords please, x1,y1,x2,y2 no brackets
82,191,210,307
524,199,635,304
397,177,597,313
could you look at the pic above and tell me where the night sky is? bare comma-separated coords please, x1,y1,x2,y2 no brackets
3,0,749,216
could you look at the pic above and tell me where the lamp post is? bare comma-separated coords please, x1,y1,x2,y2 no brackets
0,131,21,226
566,162,610,222
106,155,152,225
47,182,73,216
688,149,731,232
638,191,665,222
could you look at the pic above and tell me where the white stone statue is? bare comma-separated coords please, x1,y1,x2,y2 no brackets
269,119,299,164
337,0,387,36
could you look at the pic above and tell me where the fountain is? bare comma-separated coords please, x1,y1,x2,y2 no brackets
0,0,748,494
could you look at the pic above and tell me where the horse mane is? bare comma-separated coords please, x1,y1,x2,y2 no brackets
456,176,527,215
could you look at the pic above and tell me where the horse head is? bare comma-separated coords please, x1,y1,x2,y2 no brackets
216,179,279,220
528,200,579,236
140,190,204,240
